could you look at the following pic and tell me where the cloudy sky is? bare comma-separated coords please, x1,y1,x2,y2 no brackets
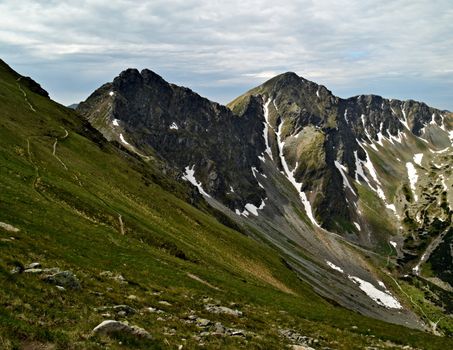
1,0,452,110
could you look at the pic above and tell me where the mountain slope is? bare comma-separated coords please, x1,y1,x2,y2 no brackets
4,60,453,348
79,68,453,335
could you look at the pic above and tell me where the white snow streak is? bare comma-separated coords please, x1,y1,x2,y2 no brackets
406,162,418,201
261,99,274,161
344,109,349,123
277,122,319,227
169,122,179,130
390,241,397,249
326,260,344,273
353,222,361,231
112,119,119,126
348,275,402,309
182,165,211,197
355,147,397,214
400,103,410,130
119,134,130,146
334,160,356,196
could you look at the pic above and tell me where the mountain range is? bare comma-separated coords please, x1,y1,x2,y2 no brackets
1,57,452,349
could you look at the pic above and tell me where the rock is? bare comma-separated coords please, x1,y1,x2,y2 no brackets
213,322,226,334
42,270,81,289
158,301,172,306
113,305,136,315
43,267,61,274
24,268,43,274
117,311,127,317
0,222,20,232
10,266,23,274
92,320,152,339
230,329,247,337
204,304,242,317
127,294,138,300
196,318,211,327
145,307,164,314
56,286,65,291
100,270,127,284
291,346,315,350
28,262,41,269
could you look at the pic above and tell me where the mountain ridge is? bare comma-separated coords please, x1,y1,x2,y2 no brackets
2,57,453,347
78,66,452,332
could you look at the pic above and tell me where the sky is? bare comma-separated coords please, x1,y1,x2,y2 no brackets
1,0,452,110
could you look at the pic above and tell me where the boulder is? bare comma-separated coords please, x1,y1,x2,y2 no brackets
204,304,242,317
42,270,81,289
92,320,152,339
28,262,41,269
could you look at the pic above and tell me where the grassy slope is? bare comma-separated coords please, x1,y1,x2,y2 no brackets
0,62,452,349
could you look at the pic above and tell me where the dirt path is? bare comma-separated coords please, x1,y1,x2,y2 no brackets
16,77,36,112
386,273,441,334
52,128,69,170
27,138,41,192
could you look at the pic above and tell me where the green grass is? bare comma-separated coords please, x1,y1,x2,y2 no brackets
1,60,453,349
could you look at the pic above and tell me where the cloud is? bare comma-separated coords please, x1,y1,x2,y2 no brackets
0,0,452,110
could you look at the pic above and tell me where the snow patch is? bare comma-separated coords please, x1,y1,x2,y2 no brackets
277,122,319,227
400,103,410,130
406,162,418,201
353,222,361,231
344,109,349,123
355,147,397,215
413,153,423,166
261,99,274,161
430,147,449,154
244,199,266,216
112,119,120,126
326,260,344,273
119,134,130,146
390,241,397,249
412,252,427,275
109,91,114,96
348,275,402,309
169,122,179,130
334,160,356,196
182,165,211,197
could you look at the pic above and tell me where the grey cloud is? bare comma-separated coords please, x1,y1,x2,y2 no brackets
0,0,452,110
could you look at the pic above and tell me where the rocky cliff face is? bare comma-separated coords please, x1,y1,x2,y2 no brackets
78,69,453,326
78,69,266,210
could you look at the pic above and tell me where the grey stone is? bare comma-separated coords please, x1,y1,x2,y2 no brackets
24,268,43,274
28,262,41,269
204,304,242,317
213,322,226,334
42,270,81,289
196,318,211,327
92,320,152,339
112,305,136,315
